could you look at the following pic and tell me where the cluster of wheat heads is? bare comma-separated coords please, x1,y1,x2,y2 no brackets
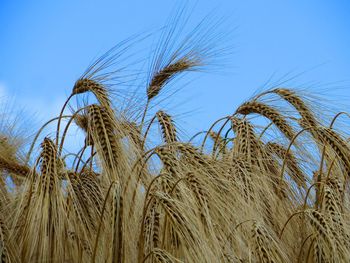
1,17,350,263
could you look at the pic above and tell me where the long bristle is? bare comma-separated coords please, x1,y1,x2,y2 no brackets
1,9,350,263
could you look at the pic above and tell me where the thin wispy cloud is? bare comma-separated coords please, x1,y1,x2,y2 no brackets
0,82,7,98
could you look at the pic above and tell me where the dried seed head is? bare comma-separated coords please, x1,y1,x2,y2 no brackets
273,88,318,127
72,78,111,108
317,127,350,177
156,110,177,144
0,156,30,177
87,104,124,182
252,222,285,263
147,57,197,100
185,172,210,224
237,101,295,140
231,118,262,159
74,113,89,132
152,248,179,263
40,138,60,193
0,136,16,158
306,210,334,245
156,193,195,243
155,147,177,177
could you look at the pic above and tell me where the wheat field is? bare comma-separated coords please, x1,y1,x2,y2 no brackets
0,12,350,263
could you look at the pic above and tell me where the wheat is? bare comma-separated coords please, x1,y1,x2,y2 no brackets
147,58,197,101
317,127,350,177
273,88,318,127
0,156,30,177
236,100,295,140
73,78,112,109
156,111,177,144
86,104,126,183
0,10,350,263
251,222,286,263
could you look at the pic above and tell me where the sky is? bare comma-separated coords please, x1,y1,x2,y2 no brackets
0,0,350,139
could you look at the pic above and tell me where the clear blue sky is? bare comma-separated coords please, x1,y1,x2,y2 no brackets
1,0,350,138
